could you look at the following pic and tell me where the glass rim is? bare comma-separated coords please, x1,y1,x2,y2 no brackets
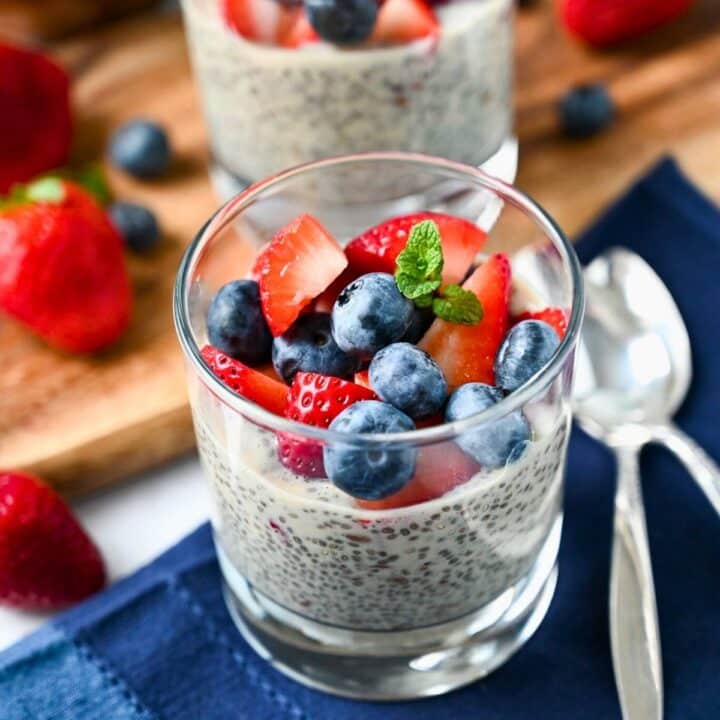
174,151,584,446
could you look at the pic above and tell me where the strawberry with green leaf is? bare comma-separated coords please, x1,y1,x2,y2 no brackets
0,178,131,353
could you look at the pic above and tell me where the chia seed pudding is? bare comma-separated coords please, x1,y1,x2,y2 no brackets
191,375,569,631
181,0,513,183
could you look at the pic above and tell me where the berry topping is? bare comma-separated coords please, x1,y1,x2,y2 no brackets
559,84,615,139
559,0,693,48
357,442,479,509
331,272,414,359
280,11,321,47
514,307,568,339
494,319,560,393
108,201,161,254
369,342,448,419
306,0,378,44
0,471,105,609
207,280,272,365
279,372,377,477
0,178,131,354
353,369,373,390
0,43,72,194
371,0,439,45
324,400,417,499
108,119,171,179
420,253,512,389
345,212,486,286
253,213,348,336
401,304,434,343
223,0,303,43
445,383,530,469
201,345,288,415
272,312,359,383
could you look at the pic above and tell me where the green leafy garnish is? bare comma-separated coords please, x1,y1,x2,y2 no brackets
75,165,111,205
394,220,444,300
433,284,484,325
393,219,484,326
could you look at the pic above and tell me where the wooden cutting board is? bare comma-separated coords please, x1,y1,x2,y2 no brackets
2,1,720,496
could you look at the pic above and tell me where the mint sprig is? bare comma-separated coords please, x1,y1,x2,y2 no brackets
394,219,483,326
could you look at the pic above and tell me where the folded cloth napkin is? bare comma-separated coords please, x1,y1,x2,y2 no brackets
2,158,719,720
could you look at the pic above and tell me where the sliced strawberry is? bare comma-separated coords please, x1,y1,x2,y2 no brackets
252,213,347,336
357,442,478,510
201,345,288,415
313,266,362,313
222,0,302,43
280,12,321,48
371,0,439,45
419,254,512,389
345,212,486,285
415,413,443,429
279,373,377,477
354,369,372,391
514,307,568,339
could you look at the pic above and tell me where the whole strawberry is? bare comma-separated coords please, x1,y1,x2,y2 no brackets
0,178,131,353
0,471,106,609
559,0,694,47
0,43,72,194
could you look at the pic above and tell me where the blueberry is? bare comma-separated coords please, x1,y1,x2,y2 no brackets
305,0,377,44
331,273,413,360
207,280,272,365
401,305,434,344
369,342,447,419
494,320,560,393
559,84,615,139
272,312,359,384
324,400,417,500
445,383,530,469
109,120,171,178
108,201,160,253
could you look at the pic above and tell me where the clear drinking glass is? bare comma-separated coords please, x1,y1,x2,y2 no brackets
174,153,583,700
180,0,514,193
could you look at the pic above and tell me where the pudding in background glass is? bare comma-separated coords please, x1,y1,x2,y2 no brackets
180,0,514,190
174,153,583,700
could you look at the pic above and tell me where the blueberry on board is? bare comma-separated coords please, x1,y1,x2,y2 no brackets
108,201,160,254
272,312,359,384
559,84,615,139
324,400,417,500
401,305,434,344
109,120,171,178
331,273,414,360
369,342,448,419
305,0,378,44
494,319,560,393
445,383,530,469
207,280,272,365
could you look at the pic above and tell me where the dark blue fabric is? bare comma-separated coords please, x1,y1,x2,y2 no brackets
2,157,719,719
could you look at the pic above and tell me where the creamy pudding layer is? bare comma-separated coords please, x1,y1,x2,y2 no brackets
182,0,513,182
193,394,569,631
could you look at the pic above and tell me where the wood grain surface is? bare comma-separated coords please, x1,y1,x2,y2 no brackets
1,1,719,496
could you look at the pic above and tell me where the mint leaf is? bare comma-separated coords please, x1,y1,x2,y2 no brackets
433,284,483,325
25,177,65,203
76,165,111,205
414,292,434,308
394,220,444,300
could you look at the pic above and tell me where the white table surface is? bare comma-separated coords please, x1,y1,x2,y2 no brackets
0,455,209,652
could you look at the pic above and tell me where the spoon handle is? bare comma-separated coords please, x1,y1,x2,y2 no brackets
610,445,664,720
649,423,720,517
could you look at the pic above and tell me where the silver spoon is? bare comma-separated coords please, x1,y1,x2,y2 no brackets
572,248,720,720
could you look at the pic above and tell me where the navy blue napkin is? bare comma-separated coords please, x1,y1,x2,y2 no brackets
2,157,719,719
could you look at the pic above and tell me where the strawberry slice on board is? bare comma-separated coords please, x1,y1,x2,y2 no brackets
279,372,377,478
371,0,440,45
222,0,302,43
0,471,106,610
252,213,348,336
419,253,512,389
345,212,486,285
201,345,288,415
357,442,479,510
514,307,568,339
